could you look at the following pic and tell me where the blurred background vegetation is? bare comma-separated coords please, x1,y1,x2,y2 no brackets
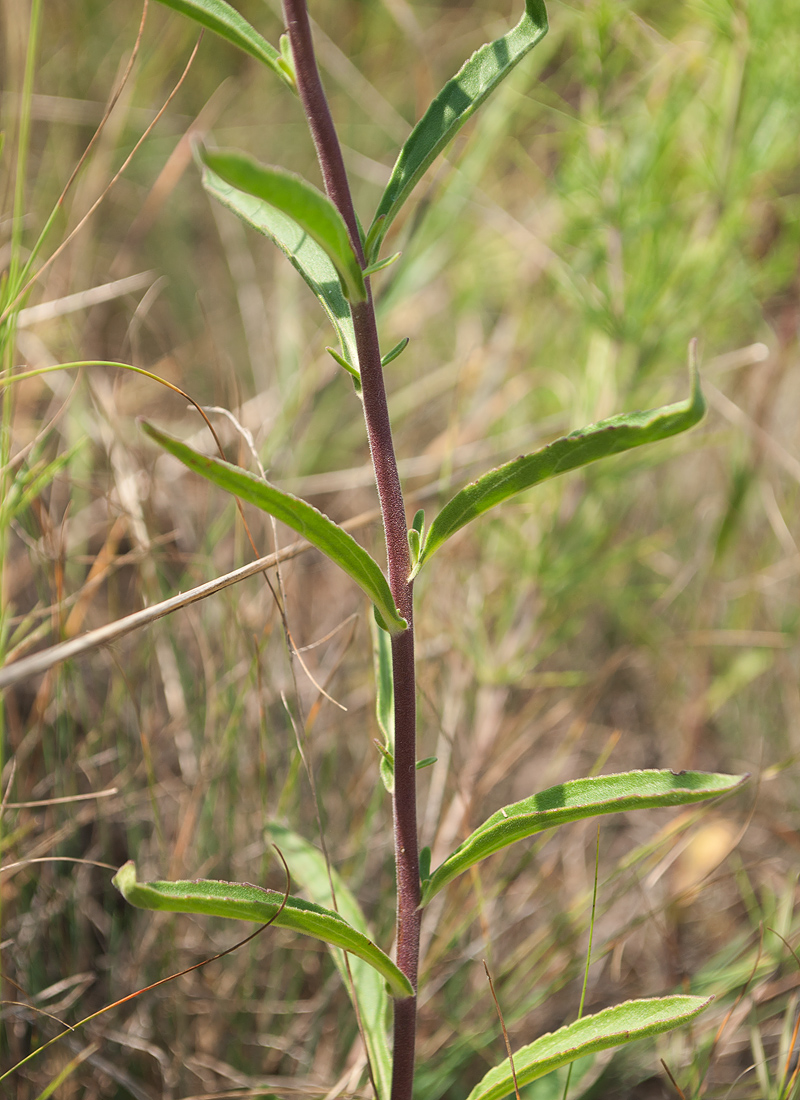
2,0,800,1096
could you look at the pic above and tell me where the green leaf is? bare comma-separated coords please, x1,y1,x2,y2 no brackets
141,422,407,634
364,215,386,265
371,616,395,793
326,346,361,384
407,528,421,568
362,251,401,278
202,162,359,375
414,362,705,576
465,995,713,1100
278,31,295,84
152,0,294,90
113,861,413,1000
264,824,393,1099
201,148,366,303
381,336,409,367
366,0,548,259
420,769,746,906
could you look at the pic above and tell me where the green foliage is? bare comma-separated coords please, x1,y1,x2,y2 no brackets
152,0,295,89
9,0,792,1095
465,996,713,1100
367,0,549,260
200,148,367,303
112,861,414,998
372,616,395,793
420,769,746,905
414,356,705,575
201,159,361,377
132,1,731,1094
141,420,407,633
0,436,84,526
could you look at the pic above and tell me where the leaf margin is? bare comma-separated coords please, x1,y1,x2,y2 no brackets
465,994,713,1100
366,0,548,259
413,359,706,577
420,769,746,906
113,861,414,999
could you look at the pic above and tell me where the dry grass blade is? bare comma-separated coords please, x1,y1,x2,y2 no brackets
660,1058,687,1098
0,504,384,687
0,540,307,687
1,857,119,878
484,960,521,1100
2,788,118,808
16,272,156,328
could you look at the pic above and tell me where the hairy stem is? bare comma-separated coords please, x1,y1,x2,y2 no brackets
282,4,420,1098
281,0,363,262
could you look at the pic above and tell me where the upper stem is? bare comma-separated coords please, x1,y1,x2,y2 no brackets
281,0,364,264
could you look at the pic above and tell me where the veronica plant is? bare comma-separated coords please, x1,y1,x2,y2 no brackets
111,3,746,1098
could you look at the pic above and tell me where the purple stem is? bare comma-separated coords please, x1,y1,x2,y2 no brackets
281,5,420,1099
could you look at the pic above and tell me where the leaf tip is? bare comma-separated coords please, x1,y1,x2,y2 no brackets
380,336,410,368
373,606,408,635
112,860,137,898
687,337,707,422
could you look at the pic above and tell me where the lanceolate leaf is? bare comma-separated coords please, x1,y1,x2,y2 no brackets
201,149,366,303
113,862,413,999
366,0,548,259
420,770,746,906
153,0,294,90
414,363,705,576
264,824,393,1099
141,422,407,634
202,165,359,375
465,996,713,1100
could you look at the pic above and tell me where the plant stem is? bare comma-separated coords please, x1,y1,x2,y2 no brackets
282,4,420,1098
281,0,363,263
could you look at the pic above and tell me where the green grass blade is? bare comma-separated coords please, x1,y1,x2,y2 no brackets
201,148,366,303
202,163,359,375
140,421,407,634
113,862,413,999
366,0,548,259
264,824,393,1100
420,770,746,906
415,361,705,575
1,438,85,525
466,995,713,1100
152,0,294,89
32,1044,95,1100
